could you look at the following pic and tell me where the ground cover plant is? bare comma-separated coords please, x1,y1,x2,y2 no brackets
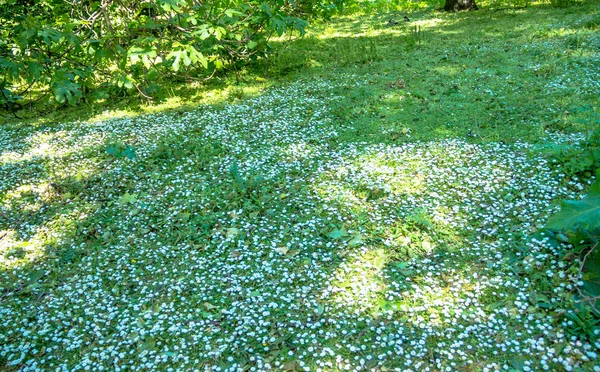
1,1,600,371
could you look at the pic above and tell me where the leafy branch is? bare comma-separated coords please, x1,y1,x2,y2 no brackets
0,0,348,112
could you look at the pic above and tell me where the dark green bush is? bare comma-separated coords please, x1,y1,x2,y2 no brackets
0,0,347,110
547,178,600,318
547,108,600,179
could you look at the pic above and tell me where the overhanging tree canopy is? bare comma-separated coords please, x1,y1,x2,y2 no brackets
0,0,345,110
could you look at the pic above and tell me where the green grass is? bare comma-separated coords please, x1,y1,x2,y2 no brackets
1,2,600,371
270,5,599,143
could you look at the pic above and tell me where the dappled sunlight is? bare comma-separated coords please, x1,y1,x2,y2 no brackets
2,76,270,131
377,264,488,328
0,210,82,271
280,142,316,163
0,130,104,172
309,150,429,217
314,27,404,40
430,64,464,75
0,231,47,271
351,152,427,196
325,247,389,314
1,4,599,370
1,76,595,370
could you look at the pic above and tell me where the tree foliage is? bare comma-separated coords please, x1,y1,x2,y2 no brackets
0,0,346,110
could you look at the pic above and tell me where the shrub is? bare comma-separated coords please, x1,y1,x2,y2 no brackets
0,0,347,110
547,178,600,317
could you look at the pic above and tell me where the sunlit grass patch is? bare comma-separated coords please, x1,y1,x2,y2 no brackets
328,247,390,312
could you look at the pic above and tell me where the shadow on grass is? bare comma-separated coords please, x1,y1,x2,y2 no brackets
0,96,583,371
1,3,598,369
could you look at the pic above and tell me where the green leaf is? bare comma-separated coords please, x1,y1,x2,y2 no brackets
169,51,182,72
276,246,289,255
333,279,351,288
510,355,527,370
316,303,325,315
187,47,207,69
269,18,287,37
122,145,136,159
28,269,46,283
106,144,136,159
27,62,44,80
395,262,409,269
115,74,135,89
226,228,240,239
422,239,433,253
118,193,137,205
547,181,600,231
262,2,273,17
377,299,403,312
348,233,363,247
373,255,386,270
106,144,121,157
139,338,156,352
198,54,207,69
158,0,181,12
213,26,227,41
224,9,243,17
182,51,192,66
38,28,62,44
51,80,82,105
328,227,348,240
204,302,217,310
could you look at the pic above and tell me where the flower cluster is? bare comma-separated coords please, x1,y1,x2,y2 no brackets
0,77,597,371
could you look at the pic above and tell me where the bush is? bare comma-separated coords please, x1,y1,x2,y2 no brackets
547,108,600,179
0,0,347,110
547,178,600,317
545,109,600,319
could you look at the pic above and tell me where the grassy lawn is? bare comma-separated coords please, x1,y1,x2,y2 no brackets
1,2,600,371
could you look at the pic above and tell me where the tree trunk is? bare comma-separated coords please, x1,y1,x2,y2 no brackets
444,0,479,11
